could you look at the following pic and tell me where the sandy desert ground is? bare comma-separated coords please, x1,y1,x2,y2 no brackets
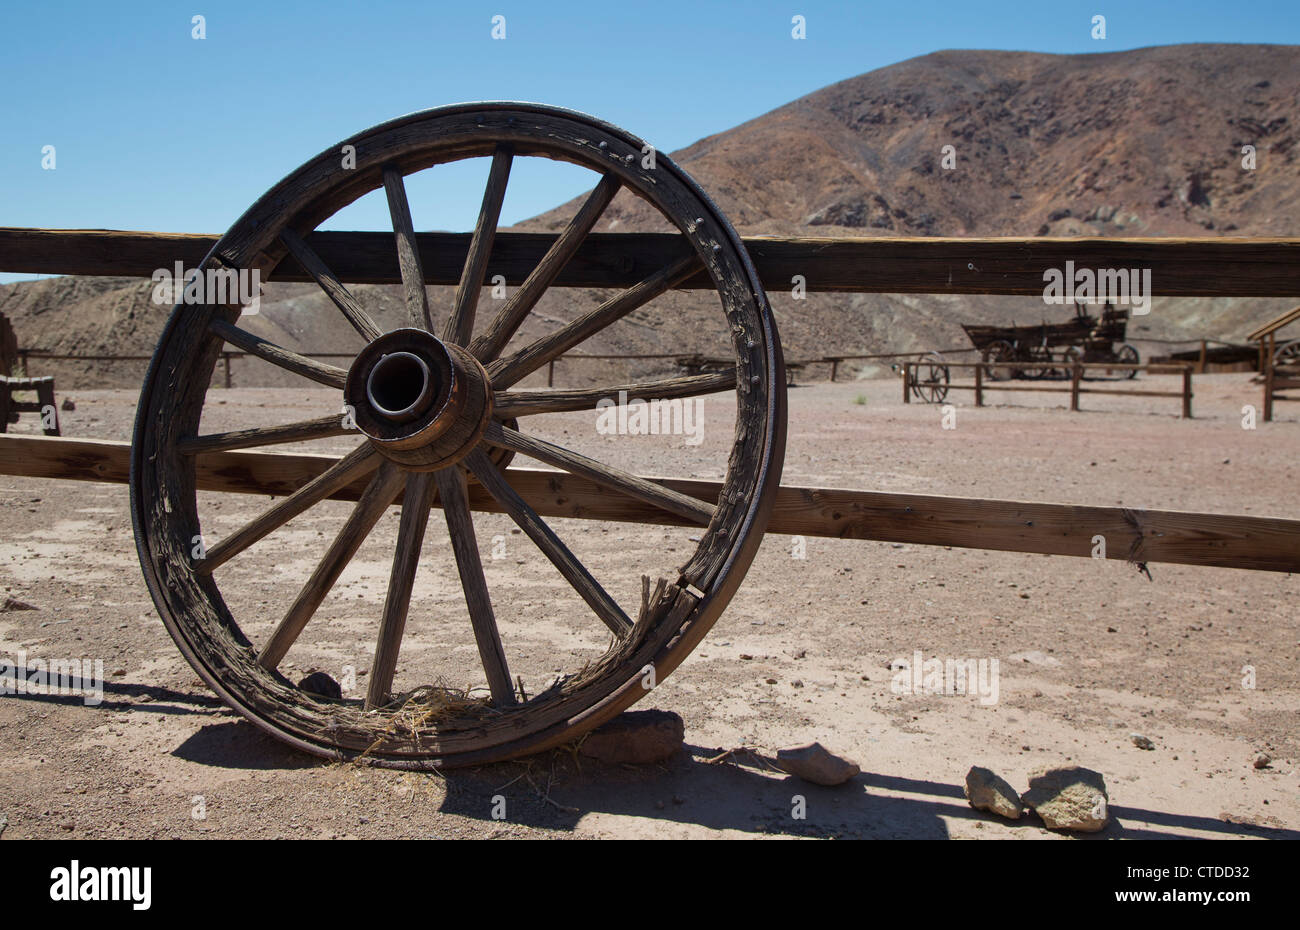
0,370,1296,839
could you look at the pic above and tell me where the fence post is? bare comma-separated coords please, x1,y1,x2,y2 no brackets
1197,340,1207,373
1264,339,1275,423
17,349,28,377
1070,363,1082,412
902,362,910,403
974,362,983,407
1182,366,1193,419
223,353,233,389
547,359,555,387
830,358,839,383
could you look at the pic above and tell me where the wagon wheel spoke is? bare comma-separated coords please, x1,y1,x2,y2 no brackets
178,414,352,455
464,448,632,637
365,471,438,709
482,421,713,525
487,252,700,389
279,228,384,343
382,166,434,331
469,173,621,363
210,319,348,389
434,466,516,706
445,145,513,347
258,462,405,669
494,369,736,418
197,444,379,574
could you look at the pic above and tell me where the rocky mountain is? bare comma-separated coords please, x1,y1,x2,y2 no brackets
4,43,1298,389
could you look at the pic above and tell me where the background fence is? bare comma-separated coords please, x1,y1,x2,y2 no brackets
13,339,1247,391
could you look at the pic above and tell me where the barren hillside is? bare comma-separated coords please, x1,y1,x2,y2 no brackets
4,44,1298,388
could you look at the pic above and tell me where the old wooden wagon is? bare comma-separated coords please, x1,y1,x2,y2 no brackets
963,305,1139,381
2,103,1299,769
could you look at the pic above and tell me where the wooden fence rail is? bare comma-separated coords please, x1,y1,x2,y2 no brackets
2,434,1296,573
3,228,1300,296
903,360,1195,417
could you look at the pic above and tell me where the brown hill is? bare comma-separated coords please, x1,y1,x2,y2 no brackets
540,43,1299,238
4,43,1298,389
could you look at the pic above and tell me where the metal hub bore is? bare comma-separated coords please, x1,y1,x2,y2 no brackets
366,351,436,424
343,328,493,471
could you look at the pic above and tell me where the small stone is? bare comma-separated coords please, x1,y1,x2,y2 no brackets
1131,733,1155,750
61,398,76,411
110,669,125,677
775,742,860,786
0,596,38,612
298,671,342,700
1008,650,1061,667
579,709,684,765
1254,753,1272,770
1022,766,1110,833
964,766,1023,820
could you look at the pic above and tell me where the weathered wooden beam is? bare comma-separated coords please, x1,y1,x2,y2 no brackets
2,434,1296,573
2,227,1299,296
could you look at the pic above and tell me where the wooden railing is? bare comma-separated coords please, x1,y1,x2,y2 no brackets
0,226,1295,573
3,434,1297,574
902,359,1196,418
3,228,1299,295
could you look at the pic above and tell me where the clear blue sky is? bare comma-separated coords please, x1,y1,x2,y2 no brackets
2,0,1298,282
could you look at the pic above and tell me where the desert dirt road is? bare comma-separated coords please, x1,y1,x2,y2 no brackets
1,372,1296,839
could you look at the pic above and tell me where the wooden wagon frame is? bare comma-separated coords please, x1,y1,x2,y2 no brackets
0,104,1298,769
961,304,1140,383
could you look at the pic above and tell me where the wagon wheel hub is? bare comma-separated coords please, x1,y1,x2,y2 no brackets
342,327,493,471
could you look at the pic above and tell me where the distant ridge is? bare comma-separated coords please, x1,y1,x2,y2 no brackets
4,44,1298,388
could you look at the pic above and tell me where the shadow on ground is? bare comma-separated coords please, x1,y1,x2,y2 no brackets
15,680,1293,838
432,744,1298,840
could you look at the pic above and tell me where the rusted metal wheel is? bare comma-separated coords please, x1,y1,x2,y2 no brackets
130,103,786,768
982,339,1016,381
910,351,949,403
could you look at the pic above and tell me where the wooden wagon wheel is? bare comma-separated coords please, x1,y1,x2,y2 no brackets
1115,343,1140,379
1023,344,1053,380
1272,339,1300,368
982,339,1016,381
911,351,949,403
130,103,786,768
